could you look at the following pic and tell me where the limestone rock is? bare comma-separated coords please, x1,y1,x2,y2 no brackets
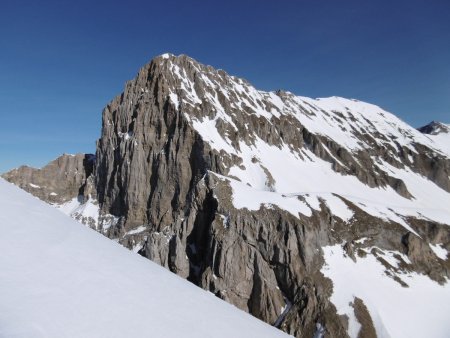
2,153,95,204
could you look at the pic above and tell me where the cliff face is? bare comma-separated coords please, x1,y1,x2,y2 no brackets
95,55,210,233
3,54,450,338
2,153,95,205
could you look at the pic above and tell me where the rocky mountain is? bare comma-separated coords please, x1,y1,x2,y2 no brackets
418,121,450,156
418,121,450,135
3,53,450,338
3,153,95,205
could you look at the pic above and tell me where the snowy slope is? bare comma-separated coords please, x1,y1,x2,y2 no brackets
185,95,450,231
419,122,450,156
154,55,450,234
219,139,450,233
321,244,450,338
164,54,448,156
0,179,289,338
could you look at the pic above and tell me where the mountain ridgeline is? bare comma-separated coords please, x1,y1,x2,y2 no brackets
4,54,450,338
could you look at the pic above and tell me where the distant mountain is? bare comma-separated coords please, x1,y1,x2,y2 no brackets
418,121,450,156
418,121,450,135
3,54,450,338
0,178,288,338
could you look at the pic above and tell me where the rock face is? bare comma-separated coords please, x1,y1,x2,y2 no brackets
2,153,95,205
3,54,450,338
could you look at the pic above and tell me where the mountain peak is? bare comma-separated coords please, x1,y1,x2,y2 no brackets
160,52,174,59
418,121,450,135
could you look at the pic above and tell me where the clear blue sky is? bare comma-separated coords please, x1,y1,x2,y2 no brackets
1,0,449,173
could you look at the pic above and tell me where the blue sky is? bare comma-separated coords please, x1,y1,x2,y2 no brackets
1,0,449,173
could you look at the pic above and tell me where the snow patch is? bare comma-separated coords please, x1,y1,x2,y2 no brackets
169,92,179,107
126,225,147,236
56,196,100,229
192,117,236,154
321,194,354,222
430,243,448,260
223,175,312,218
322,244,450,338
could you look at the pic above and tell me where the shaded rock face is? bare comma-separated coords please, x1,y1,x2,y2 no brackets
3,54,450,337
95,58,210,230
2,153,95,204
132,172,349,337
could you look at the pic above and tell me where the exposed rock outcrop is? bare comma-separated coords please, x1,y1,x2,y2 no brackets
418,121,450,135
2,153,95,204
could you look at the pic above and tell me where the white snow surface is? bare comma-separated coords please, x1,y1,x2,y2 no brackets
126,225,147,235
56,196,100,229
425,123,450,156
192,117,236,154
322,244,450,338
226,175,313,217
430,243,448,260
0,179,290,338
292,97,450,156
218,140,450,232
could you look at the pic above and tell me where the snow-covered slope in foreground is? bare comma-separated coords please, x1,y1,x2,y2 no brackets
0,179,289,338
